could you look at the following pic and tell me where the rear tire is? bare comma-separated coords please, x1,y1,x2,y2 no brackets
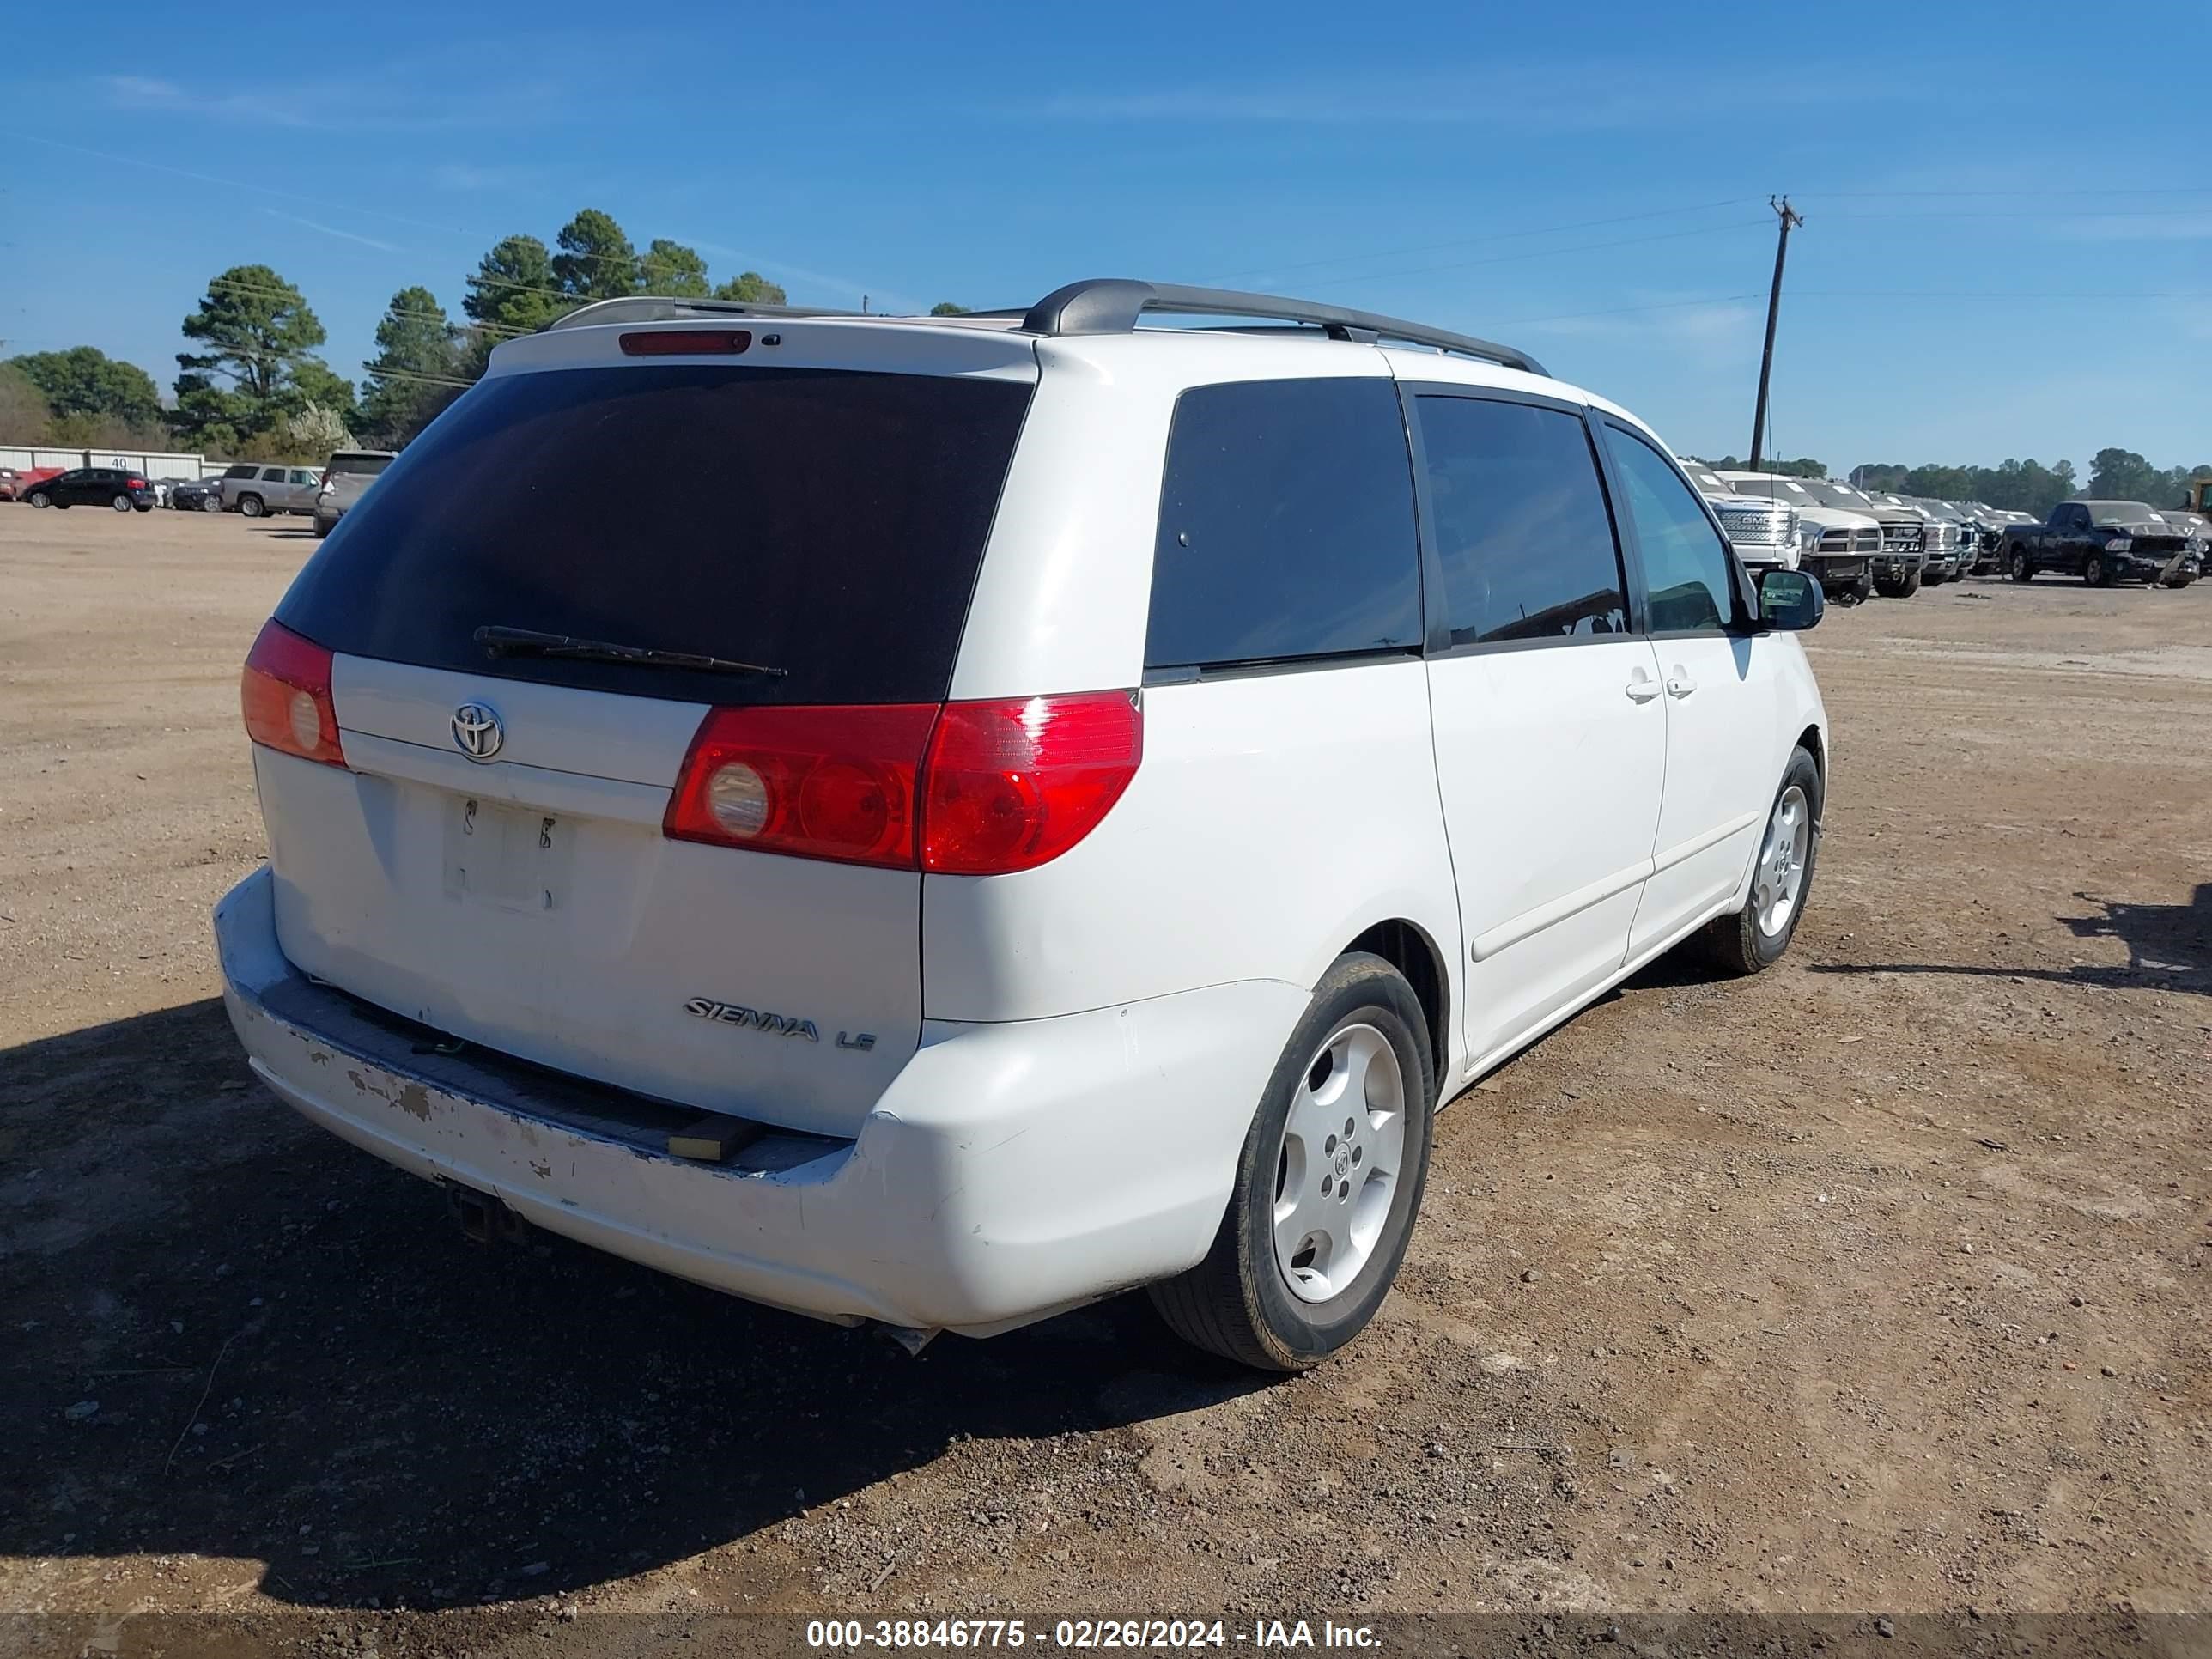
202,494,223,513
1149,952,1435,1372
238,495,264,519
1693,744,1823,976
111,494,132,513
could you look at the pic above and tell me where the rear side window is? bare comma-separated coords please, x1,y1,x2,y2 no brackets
1146,378,1419,672
261,467,287,483
1602,426,1738,634
276,363,1034,706
1413,396,1627,646
223,463,256,479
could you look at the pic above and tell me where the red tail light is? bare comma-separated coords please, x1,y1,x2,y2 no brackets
241,619,346,768
921,693,1143,874
664,692,1142,874
127,477,146,489
665,704,938,867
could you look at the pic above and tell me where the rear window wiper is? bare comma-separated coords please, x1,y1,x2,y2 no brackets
473,624,787,679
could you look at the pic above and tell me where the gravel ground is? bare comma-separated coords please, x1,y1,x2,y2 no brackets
3,507,2208,1655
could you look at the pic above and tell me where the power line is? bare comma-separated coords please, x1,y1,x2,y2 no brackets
1202,198,1760,284
1297,218,1774,293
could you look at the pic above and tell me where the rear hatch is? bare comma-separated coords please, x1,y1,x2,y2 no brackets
258,323,1038,1136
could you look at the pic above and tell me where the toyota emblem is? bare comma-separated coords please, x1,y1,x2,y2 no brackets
451,702,505,762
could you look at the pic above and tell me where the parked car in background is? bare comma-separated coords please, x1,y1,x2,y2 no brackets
2163,507,2212,548
214,279,1832,1371
2002,501,2202,587
1899,496,1984,585
312,449,398,538
1714,471,1881,600
1951,503,2008,575
218,463,324,517
22,465,157,511
1,465,64,502
169,476,224,512
1678,460,1802,570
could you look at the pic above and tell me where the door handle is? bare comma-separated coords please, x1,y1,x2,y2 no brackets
1665,671,1698,698
1624,672,1661,703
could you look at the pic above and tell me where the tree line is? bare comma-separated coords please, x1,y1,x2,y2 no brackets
3,204,975,460
8,218,2203,494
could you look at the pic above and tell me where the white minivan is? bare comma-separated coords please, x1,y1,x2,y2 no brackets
215,280,1829,1370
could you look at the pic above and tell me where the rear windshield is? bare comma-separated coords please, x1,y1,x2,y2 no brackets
276,363,1034,705
325,453,394,477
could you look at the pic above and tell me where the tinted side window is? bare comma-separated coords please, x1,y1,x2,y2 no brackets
1146,378,1419,672
1603,428,1737,634
1414,396,1627,646
224,464,256,479
261,467,288,483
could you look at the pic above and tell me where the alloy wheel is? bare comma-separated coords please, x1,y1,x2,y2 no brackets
1273,1022,1407,1303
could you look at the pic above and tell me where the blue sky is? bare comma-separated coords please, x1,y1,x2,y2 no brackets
3,0,2206,473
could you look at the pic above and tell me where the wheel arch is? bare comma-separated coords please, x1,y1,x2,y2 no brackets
1795,723,1826,793
1339,917,1450,1102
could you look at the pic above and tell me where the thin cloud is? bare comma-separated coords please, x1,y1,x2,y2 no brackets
95,70,561,134
684,239,916,314
432,162,533,192
261,209,401,253
1520,295,1760,344
1007,64,1915,131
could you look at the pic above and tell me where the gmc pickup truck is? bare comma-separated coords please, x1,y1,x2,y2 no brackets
2002,500,2203,588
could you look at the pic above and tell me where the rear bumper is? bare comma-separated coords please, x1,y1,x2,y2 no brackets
214,868,1301,1335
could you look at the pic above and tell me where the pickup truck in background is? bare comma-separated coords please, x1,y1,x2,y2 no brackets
1677,460,1802,571
1715,471,1884,600
2002,500,2203,588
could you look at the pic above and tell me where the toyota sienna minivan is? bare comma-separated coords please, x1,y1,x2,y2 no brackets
216,279,1829,1370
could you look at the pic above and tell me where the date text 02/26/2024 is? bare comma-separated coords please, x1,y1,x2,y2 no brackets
805,1620,1380,1650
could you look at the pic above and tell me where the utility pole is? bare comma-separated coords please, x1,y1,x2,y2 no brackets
1747,195,1803,472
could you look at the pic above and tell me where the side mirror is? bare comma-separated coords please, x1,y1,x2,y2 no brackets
1759,568,1824,631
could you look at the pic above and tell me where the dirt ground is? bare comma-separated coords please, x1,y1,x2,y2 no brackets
3,507,2208,1654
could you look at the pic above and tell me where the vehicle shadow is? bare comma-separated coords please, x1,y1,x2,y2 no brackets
1806,886,2209,998
0,1000,1269,1612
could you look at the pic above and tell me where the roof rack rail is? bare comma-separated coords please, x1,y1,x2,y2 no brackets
1019,279,1547,377
544,295,854,332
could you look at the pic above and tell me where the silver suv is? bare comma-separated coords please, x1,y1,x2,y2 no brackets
312,450,398,538
218,463,324,518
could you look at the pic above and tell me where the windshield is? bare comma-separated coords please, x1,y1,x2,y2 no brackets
1793,480,1872,512
277,362,1036,707
2081,501,2157,526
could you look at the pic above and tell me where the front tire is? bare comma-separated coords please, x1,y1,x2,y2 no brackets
1149,952,1435,1372
27,490,50,508
1693,745,1823,976
2085,553,2107,587
2009,548,2033,582
1874,565,1922,599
